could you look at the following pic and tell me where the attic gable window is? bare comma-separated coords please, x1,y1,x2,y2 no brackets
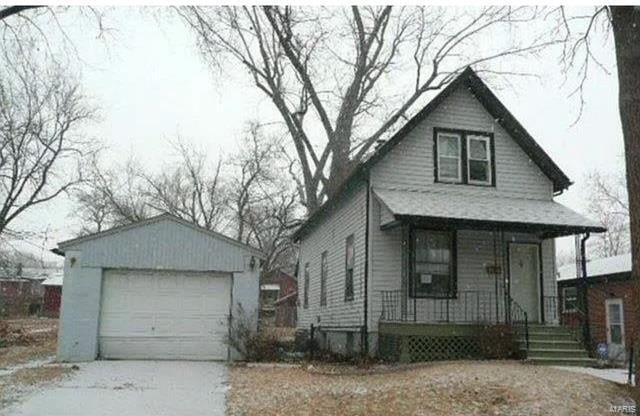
434,128,495,187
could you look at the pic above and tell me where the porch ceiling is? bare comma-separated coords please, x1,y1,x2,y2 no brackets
374,188,605,238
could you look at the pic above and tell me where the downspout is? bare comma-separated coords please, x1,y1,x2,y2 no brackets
580,232,591,348
362,177,370,355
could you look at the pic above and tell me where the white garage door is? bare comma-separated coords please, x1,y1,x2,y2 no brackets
99,269,231,360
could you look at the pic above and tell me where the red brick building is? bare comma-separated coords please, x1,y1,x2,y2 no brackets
42,273,63,318
260,270,297,327
557,253,635,362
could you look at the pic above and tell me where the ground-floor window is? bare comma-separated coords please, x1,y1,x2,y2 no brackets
606,298,624,346
410,229,456,298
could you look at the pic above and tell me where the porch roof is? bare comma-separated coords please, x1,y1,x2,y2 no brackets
374,188,605,237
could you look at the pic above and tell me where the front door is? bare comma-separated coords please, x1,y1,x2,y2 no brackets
509,243,540,323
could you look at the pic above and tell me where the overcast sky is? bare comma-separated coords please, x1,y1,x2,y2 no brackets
9,7,624,266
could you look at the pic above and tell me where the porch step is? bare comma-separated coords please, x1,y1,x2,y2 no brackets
523,332,576,342
519,325,594,367
525,348,589,359
520,340,583,350
527,325,576,334
525,356,598,366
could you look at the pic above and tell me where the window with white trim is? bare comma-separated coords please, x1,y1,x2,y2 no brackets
436,133,462,182
467,135,492,185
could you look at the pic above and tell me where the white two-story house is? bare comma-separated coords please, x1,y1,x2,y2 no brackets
293,67,604,365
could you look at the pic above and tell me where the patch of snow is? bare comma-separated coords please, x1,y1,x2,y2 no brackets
557,253,631,281
554,365,634,386
4,360,229,416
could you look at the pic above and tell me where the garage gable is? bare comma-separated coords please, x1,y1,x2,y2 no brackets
58,214,263,272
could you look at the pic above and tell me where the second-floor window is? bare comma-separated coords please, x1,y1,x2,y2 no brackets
467,135,492,185
436,132,462,182
320,251,328,306
345,235,354,301
435,128,494,186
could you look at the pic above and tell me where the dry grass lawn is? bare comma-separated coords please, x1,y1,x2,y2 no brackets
10,365,71,386
0,318,58,368
228,361,638,416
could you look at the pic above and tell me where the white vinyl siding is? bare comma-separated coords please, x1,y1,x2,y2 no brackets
297,182,367,330
370,85,554,200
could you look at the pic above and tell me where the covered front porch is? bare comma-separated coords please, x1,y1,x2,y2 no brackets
371,188,605,362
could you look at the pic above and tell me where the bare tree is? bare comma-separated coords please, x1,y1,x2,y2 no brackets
228,124,280,242
227,124,301,272
74,156,149,235
0,41,96,237
178,6,557,211
552,5,640,383
584,169,630,257
74,129,301,273
141,140,229,232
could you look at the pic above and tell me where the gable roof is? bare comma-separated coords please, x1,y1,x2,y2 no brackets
362,67,572,192
56,213,264,258
294,67,573,240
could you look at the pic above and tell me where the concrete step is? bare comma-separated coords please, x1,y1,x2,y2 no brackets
523,332,577,342
525,348,590,359
526,356,597,367
519,340,584,350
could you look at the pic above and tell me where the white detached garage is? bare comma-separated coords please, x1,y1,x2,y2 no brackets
54,214,262,362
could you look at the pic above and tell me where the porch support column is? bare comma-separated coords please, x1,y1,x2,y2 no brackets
401,224,410,321
580,233,592,347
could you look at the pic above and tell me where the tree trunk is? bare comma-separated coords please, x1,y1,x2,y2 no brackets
327,133,353,198
610,6,640,386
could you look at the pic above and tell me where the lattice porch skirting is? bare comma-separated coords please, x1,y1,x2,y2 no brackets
379,334,482,362
377,322,516,362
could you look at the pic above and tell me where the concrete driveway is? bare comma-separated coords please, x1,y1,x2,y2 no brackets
5,361,228,416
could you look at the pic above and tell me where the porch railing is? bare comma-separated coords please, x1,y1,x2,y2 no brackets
508,297,529,350
380,290,509,324
380,289,530,349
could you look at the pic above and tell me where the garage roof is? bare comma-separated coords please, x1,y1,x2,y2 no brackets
54,214,264,273
57,213,263,257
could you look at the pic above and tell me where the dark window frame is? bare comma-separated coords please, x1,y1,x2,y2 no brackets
409,227,458,299
433,127,496,187
344,234,355,302
562,286,578,313
303,262,310,309
320,251,328,307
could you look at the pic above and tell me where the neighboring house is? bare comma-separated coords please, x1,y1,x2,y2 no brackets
53,213,263,362
294,67,604,363
557,253,635,362
260,270,297,327
42,272,64,318
0,266,53,316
